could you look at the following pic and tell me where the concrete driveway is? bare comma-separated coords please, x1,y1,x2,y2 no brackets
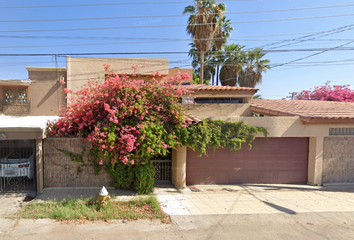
154,184,354,216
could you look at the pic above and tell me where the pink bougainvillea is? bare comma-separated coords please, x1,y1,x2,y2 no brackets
47,64,191,166
292,83,354,102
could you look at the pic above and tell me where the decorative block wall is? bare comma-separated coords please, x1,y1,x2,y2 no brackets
322,136,354,183
43,138,111,188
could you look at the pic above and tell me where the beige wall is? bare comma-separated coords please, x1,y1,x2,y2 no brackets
26,67,67,116
67,56,169,93
202,116,354,138
177,116,354,186
167,68,193,84
184,103,252,117
0,80,32,115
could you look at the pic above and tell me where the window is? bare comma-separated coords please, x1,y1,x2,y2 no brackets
16,88,28,104
4,89,14,104
329,128,354,135
3,87,28,105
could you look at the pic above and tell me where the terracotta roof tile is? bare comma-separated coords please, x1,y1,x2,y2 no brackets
177,84,258,92
250,99,354,123
183,112,201,124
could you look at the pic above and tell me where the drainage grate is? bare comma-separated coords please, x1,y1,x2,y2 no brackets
329,128,354,136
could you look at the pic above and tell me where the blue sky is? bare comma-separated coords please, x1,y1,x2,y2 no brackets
1,0,354,99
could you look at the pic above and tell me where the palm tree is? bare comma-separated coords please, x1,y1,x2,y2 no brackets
238,48,270,88
212,16,233,85
188,42,214,84
184,0,226,84
220,43,246,86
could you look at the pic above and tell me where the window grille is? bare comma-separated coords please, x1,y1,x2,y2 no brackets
16,88,28,104
329,128,354,135
4,89,14,105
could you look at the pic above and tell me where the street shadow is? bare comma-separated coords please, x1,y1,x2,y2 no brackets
261,201,296,215
236,183,354,194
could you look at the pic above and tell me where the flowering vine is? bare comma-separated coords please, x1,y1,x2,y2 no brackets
291,82,354,102
46,64,267,193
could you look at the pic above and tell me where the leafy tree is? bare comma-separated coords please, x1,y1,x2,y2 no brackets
184,0,226,84
238,48,270,88
291,82,354,102
193,70,210,85
188,42,213,84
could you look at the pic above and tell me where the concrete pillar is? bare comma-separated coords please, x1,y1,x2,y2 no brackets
308,137,324,185
172,146,187,189
36,139,44,194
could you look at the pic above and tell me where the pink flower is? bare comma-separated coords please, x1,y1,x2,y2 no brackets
99,160,103,165
103,63,110,71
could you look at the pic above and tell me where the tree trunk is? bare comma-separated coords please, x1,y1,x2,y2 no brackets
212,72,215,85
199,52,204,84
216,64,220,86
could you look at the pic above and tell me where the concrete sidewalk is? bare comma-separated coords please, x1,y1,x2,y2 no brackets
4,183,354,218
154,184,354,216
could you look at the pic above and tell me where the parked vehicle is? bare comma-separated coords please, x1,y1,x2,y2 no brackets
0,152,35,186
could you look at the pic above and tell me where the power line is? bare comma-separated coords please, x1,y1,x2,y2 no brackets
272,40,354,68
2,38,354,49
0,1,272,9
2,13,354,33
2,3,354,23
0,30,342,41
2,47,354,58
262,24,354,49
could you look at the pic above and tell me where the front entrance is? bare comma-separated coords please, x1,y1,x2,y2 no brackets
0,140,36,192
152,152,172,183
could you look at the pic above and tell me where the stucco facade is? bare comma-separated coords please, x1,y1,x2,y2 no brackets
0,67,66,116
66,56,194,93
172,101,354,188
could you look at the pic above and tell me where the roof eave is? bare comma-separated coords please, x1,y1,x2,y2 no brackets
300,116,354,124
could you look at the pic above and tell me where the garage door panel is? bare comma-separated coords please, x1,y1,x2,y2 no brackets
187,137,309,185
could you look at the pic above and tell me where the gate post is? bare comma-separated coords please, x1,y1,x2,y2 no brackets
308,137,324,185
36,139,43,194
172,146,187,189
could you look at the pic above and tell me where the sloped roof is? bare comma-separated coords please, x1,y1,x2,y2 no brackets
178,84,258,92
184,112,201,124
250,99,354,123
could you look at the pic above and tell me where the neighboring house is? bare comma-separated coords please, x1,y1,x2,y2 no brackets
0,57,193,193
0,67,65,192
171,97,354,188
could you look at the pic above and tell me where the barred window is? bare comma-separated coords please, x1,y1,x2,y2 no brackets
3,87,28,105
4,89,14,105
16,88,28,104
329,128,354,135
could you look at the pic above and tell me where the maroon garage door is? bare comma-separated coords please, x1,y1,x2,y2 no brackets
186,138,309,185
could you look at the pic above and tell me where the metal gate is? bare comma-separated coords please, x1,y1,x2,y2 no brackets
0,140,36,192
152,152,172,182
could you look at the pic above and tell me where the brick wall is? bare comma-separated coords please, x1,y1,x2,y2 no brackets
43,138,111,187
322,136,354,183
